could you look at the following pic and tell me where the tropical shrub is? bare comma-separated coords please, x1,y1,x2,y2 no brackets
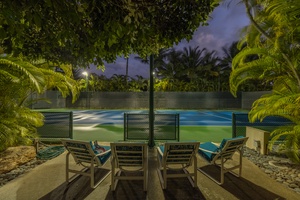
0,53,80,151
230,0,300,162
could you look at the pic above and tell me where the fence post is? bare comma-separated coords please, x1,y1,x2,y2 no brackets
232,113,236,137
148,54,155,148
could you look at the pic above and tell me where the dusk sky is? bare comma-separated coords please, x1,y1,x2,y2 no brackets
89,1,250,79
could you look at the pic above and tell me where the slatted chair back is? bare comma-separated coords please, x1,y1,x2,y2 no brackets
111,142,147,169
212,137,248,163
110,142,148,191
198,136,248,185
156,142,199,189
61,139,111,188
162,142,199,167
63,140,98,163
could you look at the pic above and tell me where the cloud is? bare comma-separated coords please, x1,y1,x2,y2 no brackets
90,55,149,78
91,2,250,78
175,2,249,56
195,32,226,52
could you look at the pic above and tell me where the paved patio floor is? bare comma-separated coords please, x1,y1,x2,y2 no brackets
0,143,299,200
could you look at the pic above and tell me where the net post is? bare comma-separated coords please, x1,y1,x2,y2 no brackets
124,113,127,141
70,111,73,139
148,54,155,148
232,113,236,137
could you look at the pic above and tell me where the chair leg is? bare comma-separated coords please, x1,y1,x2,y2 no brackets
220,157,225,185
88,158,111,189
143,159,148,191
185,155,198,188
198,148,245,185
183,168,195,187
143,169,147,191
227,150,243,178
156,153,166,189
198,166,223,185
65,153,86,183
193,154,197,187
163,165,167,189
239,149,242,177
111,159,116,191
156,167,164,188
66,152,70,182
65,153,110,189
90,160,95,188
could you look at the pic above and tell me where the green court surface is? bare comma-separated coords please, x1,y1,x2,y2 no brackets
73,124,232,143
36,109,292,144
179,126,232,142
37,109,236,144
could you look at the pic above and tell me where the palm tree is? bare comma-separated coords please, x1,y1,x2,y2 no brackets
198,50,220,91
220,41,239,69
0,56,45,151
134,55,149,64
129,75,148,91
72,67,85,80
89,74,110,91
180,46,207,83
109,74,128,91
154,48,183,80
179,46,220,91
0,53,80,150
125,57,129,87
218,41,240,91
230,0,300,162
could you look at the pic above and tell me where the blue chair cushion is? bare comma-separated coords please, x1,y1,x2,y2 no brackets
219,136,245,150
158,145,164,160
198,142,219,162
159,145,165,153
97,146,111,164
90,141,111,164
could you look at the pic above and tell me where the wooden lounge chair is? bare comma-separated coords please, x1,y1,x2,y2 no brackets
61,139,111,188
156,142,199,189
198,136,248,185
110,142,148,191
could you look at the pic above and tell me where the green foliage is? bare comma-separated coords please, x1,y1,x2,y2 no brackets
0,106,44,152
81,43,270,92
128,75,148,92
0,53,80,150
0,0,220,67
230,0,300,162
0,1,222,151
0,54,44,150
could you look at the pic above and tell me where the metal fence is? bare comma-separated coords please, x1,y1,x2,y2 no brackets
36,111,73,139
124,113,180,141
32,91,271,110
232,113,293,137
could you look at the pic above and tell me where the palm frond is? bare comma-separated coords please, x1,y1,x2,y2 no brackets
0,57,45,93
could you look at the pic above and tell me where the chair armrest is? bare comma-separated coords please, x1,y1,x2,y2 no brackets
211,142,220,147
95,149,111,157
111,155,116,163
156,146,163,156
198,147,218,154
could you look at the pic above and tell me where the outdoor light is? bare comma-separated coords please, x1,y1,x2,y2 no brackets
82,71,89,108
82,71,89,92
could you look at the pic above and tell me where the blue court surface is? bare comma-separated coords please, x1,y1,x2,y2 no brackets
38,109,290,142
70,110,247,141
72,109,246,126
38,109,247,142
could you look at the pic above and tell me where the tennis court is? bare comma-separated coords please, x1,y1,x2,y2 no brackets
70,109,246,143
